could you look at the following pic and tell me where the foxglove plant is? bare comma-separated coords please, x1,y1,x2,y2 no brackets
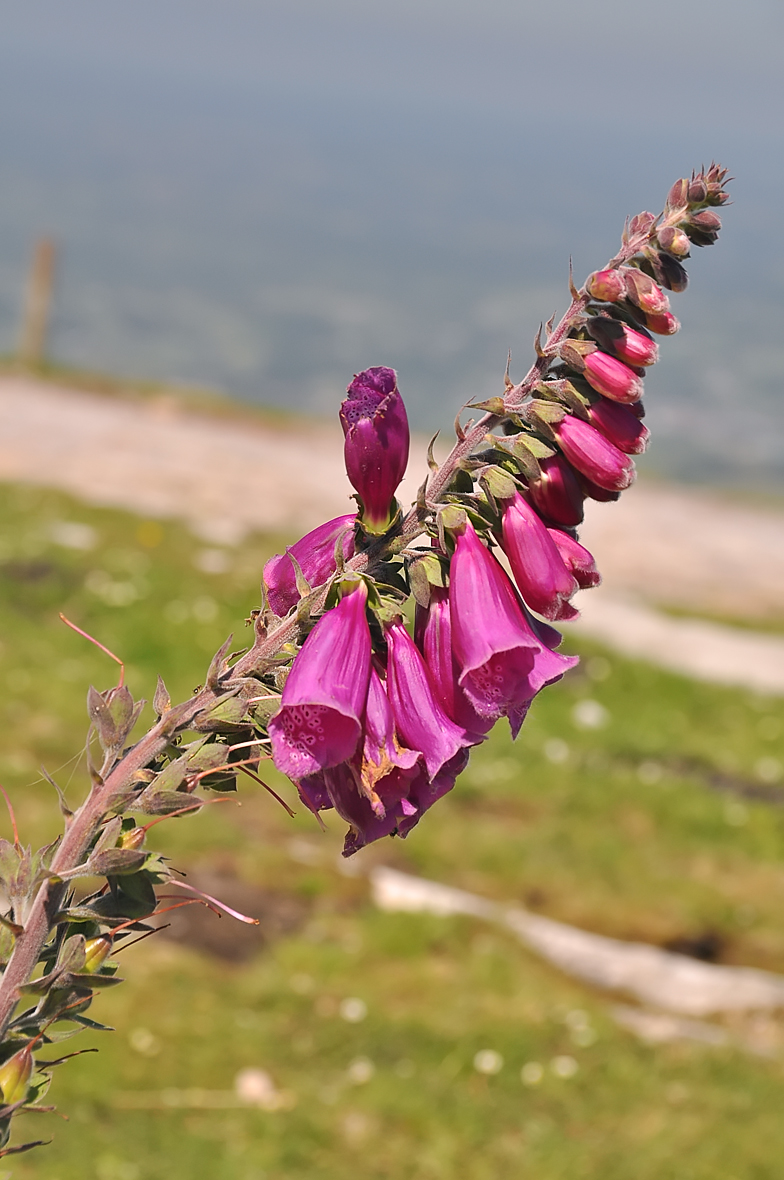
0,165,729,1155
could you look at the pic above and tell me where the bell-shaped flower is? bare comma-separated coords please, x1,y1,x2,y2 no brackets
547,529,601,589
585,398,650,455
263,514,357,617
414,588,494,738
385,619,471,778
552,415,635,492
269,579,371,779
340,366,410,534
527,456,585,527
449,522,578,736
499,493,578,621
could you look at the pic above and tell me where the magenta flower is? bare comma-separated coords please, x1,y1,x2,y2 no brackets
623,268,670,315
547,528,601,589
527,456,585,527
263,514,357,617
585,398,650,455
499,492,578,621
590,321,658,368
269,579,371,778
553,415,635,492
582,350,644,404
340,366,410,534
449,522,578,736
385,619,471,778
414,587,494,738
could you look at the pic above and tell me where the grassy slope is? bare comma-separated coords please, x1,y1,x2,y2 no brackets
0,482,782,1179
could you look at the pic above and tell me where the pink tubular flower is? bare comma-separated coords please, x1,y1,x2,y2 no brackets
269,579,371,778
499,492,578,621
553,414,635,492
527,456,585,527
385,620,471,778
414,588,494,738
623,268,670,315
449,522,578,736
340,366,410,534
547,528,601,589
585,398,650,455
582,350,644,404
609,326,658,368
263,514,356,617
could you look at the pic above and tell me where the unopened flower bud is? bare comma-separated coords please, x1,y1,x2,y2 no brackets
628,211,656,237
685,209,721,247
586,269,625,303
552,415,635,492
83,936,113,973
666,178,689,210
527,456,584,527
582,350,644,404
547,528,601,589
652,252,689,293
121,826,146,850
264,515,357,617
640,310,680,336
624,269,670,315
587,318,658,367
688,176,708,203
586,397,649,455
499,492,579,621
657,225,690,258
0,1045,33,1105
340,366,410,535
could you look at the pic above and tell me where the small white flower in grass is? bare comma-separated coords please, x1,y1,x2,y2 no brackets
637,760,663,785
473,1049,503,1075
128,1028,160,1057
347,1057,375,1085
572,699,609,730
50,521,97,551
755,757,782,784
521,1062,544,1086
235,1068,278,1109
724,801,748,827
194,548,230,574
340,997,367,1023
551,1055,578,1078
544,738,569,764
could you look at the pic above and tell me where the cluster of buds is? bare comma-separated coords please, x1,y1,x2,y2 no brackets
262,166,729,856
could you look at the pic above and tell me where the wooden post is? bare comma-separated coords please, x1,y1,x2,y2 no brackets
18,237,56,367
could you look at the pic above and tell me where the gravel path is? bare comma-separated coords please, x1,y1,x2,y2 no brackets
1,374,783,693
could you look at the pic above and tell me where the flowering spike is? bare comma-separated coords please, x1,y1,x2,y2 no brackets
263,515,356,617
340,366,410,535
269,580,371,778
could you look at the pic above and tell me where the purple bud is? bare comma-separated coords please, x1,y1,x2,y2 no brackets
385,620,471,778
500,492,578,621
657,225,691,259
585,397,650,455
269,580,371,778
553,415,635,492
527,456,585,527
414,588,495,737
547,528,601,589
340,366,410,534
582,351,644,404
264,515,356,617
449,522,578,736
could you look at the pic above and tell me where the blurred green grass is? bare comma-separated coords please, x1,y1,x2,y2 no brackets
1,480,783,1180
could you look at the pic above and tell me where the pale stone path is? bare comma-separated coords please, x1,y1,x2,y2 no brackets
1,373,782,693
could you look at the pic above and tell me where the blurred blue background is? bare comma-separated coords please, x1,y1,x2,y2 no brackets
0,0,782,485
